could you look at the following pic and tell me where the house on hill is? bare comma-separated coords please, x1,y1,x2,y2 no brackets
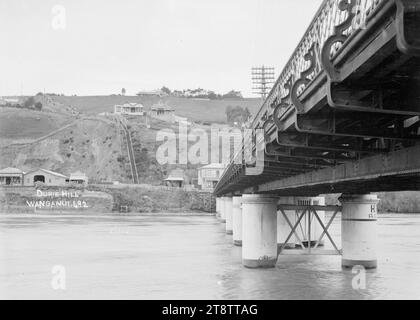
150,101,175,123
197,163,226,192
114,102,145,116
0,167,24,186
24,169,68,186
136,89,168,97
164,168,185,188
69,171,88,185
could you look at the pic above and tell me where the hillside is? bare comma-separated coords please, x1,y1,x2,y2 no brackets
2,95,420,214
0,109,128,183
51,95,262,123
124,115,227,184
0,107,73,145
0,97,231,185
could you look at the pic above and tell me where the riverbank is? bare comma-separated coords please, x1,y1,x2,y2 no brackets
2,186,420,215
0,185,215,214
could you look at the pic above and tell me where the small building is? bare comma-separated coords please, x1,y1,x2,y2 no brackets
136,89,168,97
0,97,19,105
198,163,226,192
150,102,175,123
24,169,68,186
0,167,24,186
114,102,145,116
69,171,88,185
164,168,185,188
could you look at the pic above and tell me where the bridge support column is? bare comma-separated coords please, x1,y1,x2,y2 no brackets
220,197,226,223
295,197,326,247
277,197,297,251
339,194,379,269
242,194,278,268
232,196,242,246
225,197,233,235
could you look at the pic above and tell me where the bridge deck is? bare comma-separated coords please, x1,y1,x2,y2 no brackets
215,0,420,197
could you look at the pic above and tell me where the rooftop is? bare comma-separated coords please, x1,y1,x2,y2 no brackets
0,167,24,174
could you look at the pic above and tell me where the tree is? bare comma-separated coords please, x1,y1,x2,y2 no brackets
23,97,36,109
208,91,220,100
225,105,251,124
121,88,126,96
222,90,243,99
161,86,171,95
35,102,43,110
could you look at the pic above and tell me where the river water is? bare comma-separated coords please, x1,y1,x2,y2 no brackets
0,213,419,300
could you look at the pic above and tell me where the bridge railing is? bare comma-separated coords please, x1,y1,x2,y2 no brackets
251,0,385,131
215,0,388,194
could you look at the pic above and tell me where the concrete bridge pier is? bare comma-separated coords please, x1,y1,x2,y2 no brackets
225,197,233,235
215,198,220,219
232,196,242,246
339,194,379,269
220,197,226,223
242,194,278,268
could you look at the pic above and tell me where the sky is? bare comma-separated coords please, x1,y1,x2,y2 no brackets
0,0,323,97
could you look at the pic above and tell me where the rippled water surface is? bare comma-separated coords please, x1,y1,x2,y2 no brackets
1,214,420,299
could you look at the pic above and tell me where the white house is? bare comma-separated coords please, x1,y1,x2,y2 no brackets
164,168,185,188
150,102,175,123
136,89,168,97
69,171,88,185
197,163,226,192
0,167,24,186
114,103,145,116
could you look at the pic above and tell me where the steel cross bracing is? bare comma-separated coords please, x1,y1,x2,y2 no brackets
277,205,341,256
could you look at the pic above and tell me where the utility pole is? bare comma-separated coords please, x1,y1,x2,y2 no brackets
252,66,275,100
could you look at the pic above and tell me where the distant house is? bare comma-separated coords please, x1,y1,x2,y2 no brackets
69,171,88,185
174,115,189,124
150,102,175,123
164,168,185,188
0,167,24,186
198,163,226,192
114,102,145,116
0,97,19,105
183,88,210,98
24,169,68,186
136,89,168,97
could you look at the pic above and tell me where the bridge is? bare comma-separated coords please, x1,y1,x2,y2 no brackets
213,0,420,269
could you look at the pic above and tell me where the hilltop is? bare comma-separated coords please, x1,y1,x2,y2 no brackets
51,95,262,123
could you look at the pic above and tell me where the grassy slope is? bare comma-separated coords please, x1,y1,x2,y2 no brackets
52,95,262,123
0,107,72,140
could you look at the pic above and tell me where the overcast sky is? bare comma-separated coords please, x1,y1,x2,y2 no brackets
0,0,323,97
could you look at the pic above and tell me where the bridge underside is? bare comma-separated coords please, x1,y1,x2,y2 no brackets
215,0,420,197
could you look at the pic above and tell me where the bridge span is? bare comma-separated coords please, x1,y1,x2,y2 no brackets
214,0,420,270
